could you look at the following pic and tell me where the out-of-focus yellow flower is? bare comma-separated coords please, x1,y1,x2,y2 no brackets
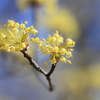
60,63,100,95
0,20,38,52
31,31,75,64
37,0,80,39
44,10,80,39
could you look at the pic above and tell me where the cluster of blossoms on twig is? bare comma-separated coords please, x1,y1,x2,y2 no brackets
31,31,75,64
0,20,38,52
0,19,75,91
0,20,75,65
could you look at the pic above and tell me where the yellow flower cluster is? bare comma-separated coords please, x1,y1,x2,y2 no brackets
0,20,38,52
31,31,75,64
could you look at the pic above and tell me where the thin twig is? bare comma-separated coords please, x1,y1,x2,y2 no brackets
21,50,46,75
21,50,57,91
46,63,57,90
46,63,57,77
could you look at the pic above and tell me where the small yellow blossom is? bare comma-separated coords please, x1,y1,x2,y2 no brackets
52,47,59,52
60,57,67,63
50,57,57,64
66,38,75,47
24,21,28,25
66,60,72,64
14,23,20,28
44,62,48,66
69,49,74,51
60,48,67,55
0,33,6,39
7,20,15,26
66,51,72,58
29,28,38,36
0,19,38,52
20,24,25,29
33,31,75,64
31,37,40,43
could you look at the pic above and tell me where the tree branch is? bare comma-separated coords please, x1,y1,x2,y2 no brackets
21,50,46,75
46,63,57,90
46,63,57,77
21,50,57,91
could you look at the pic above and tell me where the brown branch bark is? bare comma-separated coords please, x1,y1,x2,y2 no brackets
46,63,57,90
21,50,57,91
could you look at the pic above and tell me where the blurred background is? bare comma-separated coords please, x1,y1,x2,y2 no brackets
0,0,100,100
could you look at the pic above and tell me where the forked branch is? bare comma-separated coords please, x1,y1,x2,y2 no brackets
21,50,57,91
